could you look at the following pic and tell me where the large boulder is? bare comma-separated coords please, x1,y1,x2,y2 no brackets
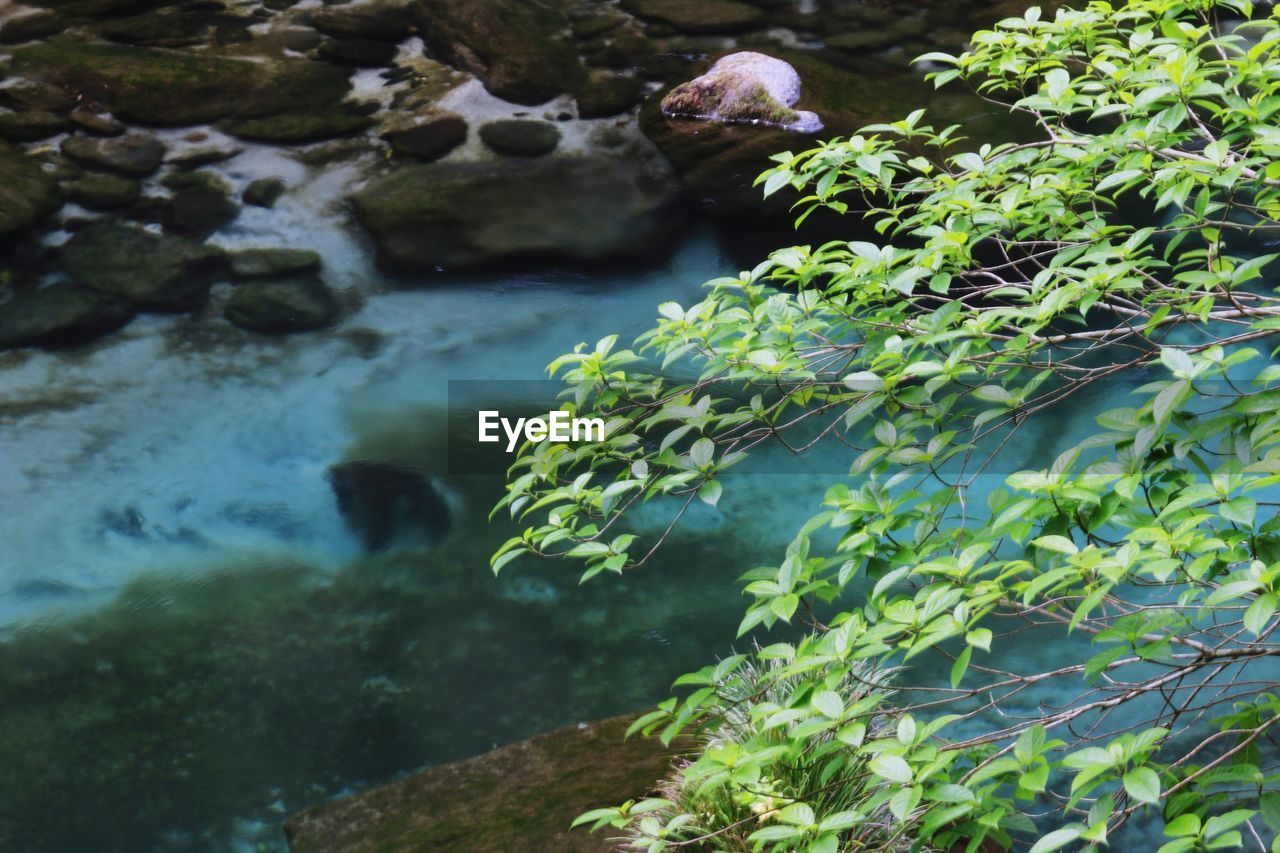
0,284,134,350
60,223,227,311
0,142,60,235
9,43,352,126
660,52,822,132
327,460,450,552
414,0,586,105
349,144,690,271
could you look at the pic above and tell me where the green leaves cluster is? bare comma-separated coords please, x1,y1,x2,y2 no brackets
495,1,1280,849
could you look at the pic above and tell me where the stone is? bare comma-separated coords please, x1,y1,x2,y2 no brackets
311,2,415,41
61,223,227,311
161,170,238,235
284,714,691,853
68,110,126,136
576,71,646,119
229,248,322,279
315,37,398,67
0,284,134,350
414,0,585,105
167,145,243,169
93,9,222,47
381,115,468,161
661,51,821,132
61,133,166,176
325,460,449,552
281,28,323,53
0,142,60,234
64,171,141,210
10,43,352,126
0,110,72,143
350,147,689,271
0,11,68,44
224,276,339,334
220,105,374,144
0,79,76,112
478,120,560,157
621,0,765,34
242,177,287,208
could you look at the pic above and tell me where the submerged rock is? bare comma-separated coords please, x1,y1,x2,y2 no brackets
0,142,59,234
327,460,450,551
381,115,468,161
478,120,560,157
61,223,227,311
223,277,338,333
10,43,352,126
162,170,239,235
62,133,166,176
576,71,646,118
220,105,374,144
0,284,134,350
661,51,821,132
349,149,688,271
68,110,126,137
284,714,690,853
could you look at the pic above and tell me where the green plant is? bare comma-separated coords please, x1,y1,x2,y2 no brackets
496,1,1280,849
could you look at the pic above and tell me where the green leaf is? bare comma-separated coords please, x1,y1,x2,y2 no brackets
869,754,913,784
1123,767,1161,804
1029,826,1083,853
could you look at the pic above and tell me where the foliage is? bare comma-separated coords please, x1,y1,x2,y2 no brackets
495,0,1280,849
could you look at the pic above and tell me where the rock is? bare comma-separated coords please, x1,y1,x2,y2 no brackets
68,110,126,136
350,147,689,271
61,133,166,177
316,36,398,67
0,79,76,112
576,71,646,118
311,2,415,41
224,276,339,334
0,142,59,234
826,17,929,53
661,52,821,132
281,28,323,53
0,284,134,350
0,11,68,44
243,177,287,208
0,110,73,143
167,145,243,169
414,0,585,105
161,170,238,235
229,248,322,279
326,460,449,551
10,43,352,126
621,0,765,34
61,223,227,311
64,171,141,210
220,105,374,144
284,714,691,853
381,115,468,161
93,9,222,47
478,120,560,157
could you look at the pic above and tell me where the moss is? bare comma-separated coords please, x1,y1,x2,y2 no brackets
9,43,351,126
220,106,374,144
0,141,59,234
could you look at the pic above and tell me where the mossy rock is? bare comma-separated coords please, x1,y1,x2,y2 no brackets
284,713,694,853
220,105,374,144
576,71,645,118
91,7,241,48
23,0,180,19
316,36,399,67
0,110,72,143
0,141,60,234
162,170,239,235
9,43,352,126
0,10,68,44
381,115,468,161
621,0,765,34
0,283,134,350
64,171,141,210
229,248,322,279
0,79,76,112
61,223,226,311
68,110,126,136
349,151,689,271
61,133,166,176
243,177,287,208
223,276,338,333
414,0,586,105
312,2,416,42
478,120,561,157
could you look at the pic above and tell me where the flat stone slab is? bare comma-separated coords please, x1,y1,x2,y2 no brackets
284,714,690,852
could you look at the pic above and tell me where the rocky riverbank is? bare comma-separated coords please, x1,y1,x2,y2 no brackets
0,0,1056,355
